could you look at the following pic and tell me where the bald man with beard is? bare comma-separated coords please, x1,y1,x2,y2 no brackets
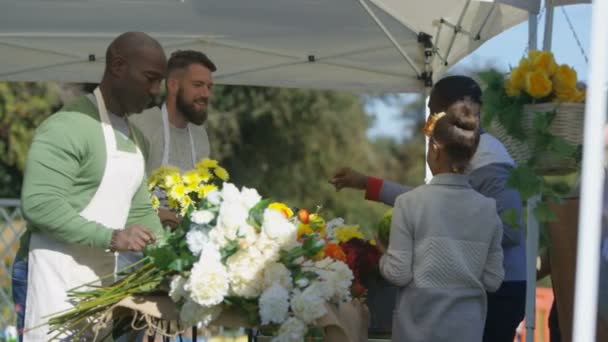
14,32,167,340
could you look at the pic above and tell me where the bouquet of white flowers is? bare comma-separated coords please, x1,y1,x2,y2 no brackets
48,160,355,341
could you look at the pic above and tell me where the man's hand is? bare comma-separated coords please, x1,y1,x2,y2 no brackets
329,167,368,191
111,224,156,252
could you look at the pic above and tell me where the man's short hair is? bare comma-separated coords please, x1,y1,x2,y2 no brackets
167,50,217,75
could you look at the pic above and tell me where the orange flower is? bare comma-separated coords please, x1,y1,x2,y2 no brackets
525,70,553,99
324,243,347,262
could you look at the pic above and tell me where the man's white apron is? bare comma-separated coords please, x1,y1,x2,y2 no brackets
24,88,145,340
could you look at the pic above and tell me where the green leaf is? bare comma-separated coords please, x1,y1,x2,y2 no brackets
507,166,543,200
220,239,240,263
247,198,272,231
501,209,521,230
533,202,558,223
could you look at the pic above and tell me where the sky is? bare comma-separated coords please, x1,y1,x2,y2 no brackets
367,3,592,140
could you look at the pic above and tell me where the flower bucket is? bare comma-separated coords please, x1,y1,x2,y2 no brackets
488,102,584,175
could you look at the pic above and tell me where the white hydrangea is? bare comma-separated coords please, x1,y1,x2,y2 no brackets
169,275,187,302
186,230,208,255
255,234,281,263
272,317,307,342
262,209,298,250
325,217,345,240
259,283,290,325
185,255,229,306
263,262,293,290
179,300,222,327
303,280,334,301
236,224,258,249
190,209,215,225
226,248,266,298
327,260,354,302
290,288,327,324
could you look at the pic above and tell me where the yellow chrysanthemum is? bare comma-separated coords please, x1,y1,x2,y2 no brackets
182,170,202,186
268,202,294,218
179,196,193,214
168,198,180,211
525,70,553,99
197,168,212,182
334,225,365,243
196,158,219,169
297,224,314,239
531,50,558,76
197,184,218,198
151,195,160,210
369,239,377,246
148,177,159,191
164,173,182,188
213,167,230,181
168,183,187,201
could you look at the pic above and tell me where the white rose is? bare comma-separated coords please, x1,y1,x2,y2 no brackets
240,186,262,210
186,230,208,256
220,183,241,204
259,283,290,325
191,210,215,225
262,209,298,250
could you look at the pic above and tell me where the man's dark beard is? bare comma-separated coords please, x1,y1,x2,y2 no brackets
176,88,207,126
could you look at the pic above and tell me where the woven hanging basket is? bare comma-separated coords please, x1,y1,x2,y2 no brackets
487,102,584,175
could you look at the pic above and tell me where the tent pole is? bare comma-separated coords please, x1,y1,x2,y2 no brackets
543,0,555,51
573,0,608,340
524,10,539,340
356,0,422,77
525,195,540,340
528,13,538,51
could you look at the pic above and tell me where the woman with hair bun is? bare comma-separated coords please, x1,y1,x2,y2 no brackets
378,101,505,342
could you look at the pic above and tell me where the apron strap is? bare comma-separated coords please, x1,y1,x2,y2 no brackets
94,88,117,154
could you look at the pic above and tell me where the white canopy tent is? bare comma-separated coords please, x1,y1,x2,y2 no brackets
0,0,538,93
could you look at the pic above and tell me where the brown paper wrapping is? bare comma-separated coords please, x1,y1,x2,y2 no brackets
108,295,369,342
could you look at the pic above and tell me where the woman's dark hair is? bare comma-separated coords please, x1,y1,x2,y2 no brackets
432,101,480,173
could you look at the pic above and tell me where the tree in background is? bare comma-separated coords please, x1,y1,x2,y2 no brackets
0,82,60,198
206,86,426,230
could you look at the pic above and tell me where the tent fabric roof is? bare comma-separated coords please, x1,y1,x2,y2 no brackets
0,0,538,93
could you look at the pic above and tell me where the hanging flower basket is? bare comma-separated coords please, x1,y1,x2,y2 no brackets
488,102,584,175
480,50,586,176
